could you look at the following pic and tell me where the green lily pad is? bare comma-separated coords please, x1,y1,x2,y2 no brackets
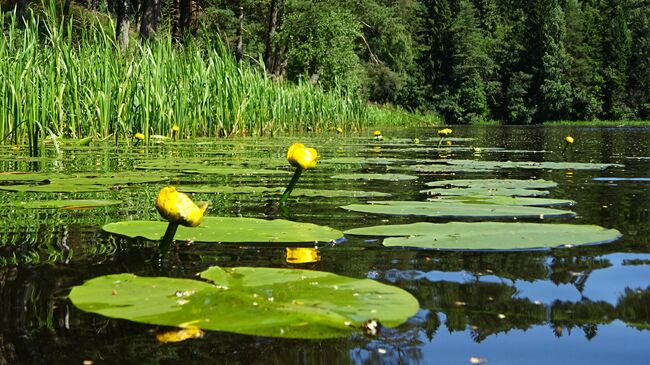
428,195,575,206
0,173,167,193
424,179,558,189
410,165,494,173
102,216,343,243
0,172,52,183
183,167,290,176
340,200,575,219
444,160,624,171
344,222,621,250
420,187,550,197
2,199,121,210
331,174,418,181
325,157,407,165
68,267,419,339
178,185,391,198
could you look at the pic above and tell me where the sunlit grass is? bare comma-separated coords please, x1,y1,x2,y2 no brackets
0,2,371,155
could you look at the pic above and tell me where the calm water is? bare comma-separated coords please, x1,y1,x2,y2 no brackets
0,126,649,365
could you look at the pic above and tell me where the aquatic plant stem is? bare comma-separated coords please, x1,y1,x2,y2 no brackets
279,167,303,205
159,222,179,256
561,142,569,156
437,137,443,148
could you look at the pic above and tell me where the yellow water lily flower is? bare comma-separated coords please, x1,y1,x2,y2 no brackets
565,136,574,144
172,125,180,133
287,143,319,170
336,127,344,133
437,128,452,137
156,186,208,227
286,247,321,264
134,132,145,140
373,130,382,137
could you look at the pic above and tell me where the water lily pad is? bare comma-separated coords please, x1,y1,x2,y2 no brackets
183,167,290,176
344,222,621,250
0,172,52,183
325,157,407,165
102,217,343,243
428,195,575,207
592,177,650,182
444,160,624,171
424,179,558,189
331,174,417,181
0,173,167,193
410,165,494,173
340,201,575,219
2,199,121,210
68,267,419,339
178,186,391,198
421,187,550,197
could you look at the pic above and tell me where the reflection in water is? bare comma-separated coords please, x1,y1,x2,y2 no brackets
285,247,321,264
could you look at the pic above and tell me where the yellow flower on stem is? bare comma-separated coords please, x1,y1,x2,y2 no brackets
171,125,180,141
437,128,452,147
373,130,383,141
287,143,319,170
562,135,575,155
133,132,145,146
155,186,208,255
285,247,321,264
280,143,319,205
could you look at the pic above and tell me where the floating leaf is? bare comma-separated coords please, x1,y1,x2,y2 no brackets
428,195,575,207
444,160,624,171
331,174,417,181
325,157,407,165
410,165,493,173
344,222,621,250
179,185,391,198
102,216,343,243
0,173,167,193
340,201,575,219
1,199,121,210
68,267,419,339
424,179,558,189
183,167,290,176
592,177,650,182
421,187,549,197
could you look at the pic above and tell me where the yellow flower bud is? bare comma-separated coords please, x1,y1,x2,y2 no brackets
134,132,145,140
336,127,343,133
172,125,180,132
373,130,382,137
155,187,208,227
286,247,321,264
565,136,574,144
287,143,319,170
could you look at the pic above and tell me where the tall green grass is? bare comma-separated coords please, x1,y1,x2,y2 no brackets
0,3,371,154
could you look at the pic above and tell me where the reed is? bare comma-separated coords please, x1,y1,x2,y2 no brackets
0,2,372,153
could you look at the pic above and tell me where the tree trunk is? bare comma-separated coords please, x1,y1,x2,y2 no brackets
116,0,130,52
263,0,280,73
236,5,244,62
140,0,160,40
178,0,192,36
